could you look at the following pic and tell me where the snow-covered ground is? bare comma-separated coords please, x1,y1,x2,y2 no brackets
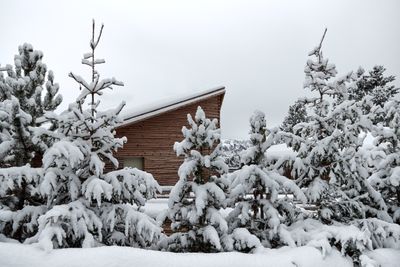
143,198,236,219
0,242,399,267
0,197,399,267
142,198,169,218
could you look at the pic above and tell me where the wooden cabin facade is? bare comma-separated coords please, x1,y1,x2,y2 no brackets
114,87,226,186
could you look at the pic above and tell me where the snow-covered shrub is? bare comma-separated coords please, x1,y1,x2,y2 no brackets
31,20,162,249
286,217,400,264
355,218,400,249
29,201,102,251
223,228,262,253
0,166,45,241
101,204,161,248
160,106,230,252
288,218,371,263
227,111,306,248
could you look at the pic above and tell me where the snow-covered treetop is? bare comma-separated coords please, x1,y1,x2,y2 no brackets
0,43,63,167
347,66,399,107
304,29,339,101
249,110,267,144
0,43,62,124
241,110,277,166
68,20,124,116
172,107,228,187
174,106,221,156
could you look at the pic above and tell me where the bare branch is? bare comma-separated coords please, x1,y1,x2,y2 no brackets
318,28,328,51
94,24,104,48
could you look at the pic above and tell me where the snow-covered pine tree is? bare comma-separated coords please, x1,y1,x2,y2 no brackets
0,44,62,166
347,66,398,107
328,99,391,222
27,20,162,250
0,45,61,242
280,100,309,134
280,29,389,223
0,90,44,242
160,106,231,252
226,111,306,249
338,65,400,224
369,99,400,223
339,65,399,125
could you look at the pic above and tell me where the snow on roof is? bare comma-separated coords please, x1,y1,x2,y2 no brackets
118,86,225,127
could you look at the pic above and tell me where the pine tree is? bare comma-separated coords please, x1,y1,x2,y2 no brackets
339,65,399,125
0,45,61,241
347,66,398,107
281,29,389,223
370,100,400,223
0,98,46,241
338,65,399,224
160,106,231,252
280,100,309,134
0,44,62,166
226,111,306,248
27,20,162,250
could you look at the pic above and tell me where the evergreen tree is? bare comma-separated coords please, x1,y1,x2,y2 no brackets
0,44,62,166
338,65,399,125
347,66,398,107
280,100,309,134
27,20,162,250
370,100,400,223
160,106,231,252
226,111,306,248
0,44,61,241
281,29,389,223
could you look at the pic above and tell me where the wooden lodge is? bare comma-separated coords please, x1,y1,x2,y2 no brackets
114,87,226,186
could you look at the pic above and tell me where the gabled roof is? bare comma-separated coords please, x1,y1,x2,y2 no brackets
118,86,225,127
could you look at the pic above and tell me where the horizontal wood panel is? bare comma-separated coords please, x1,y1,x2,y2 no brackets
114,94,224,186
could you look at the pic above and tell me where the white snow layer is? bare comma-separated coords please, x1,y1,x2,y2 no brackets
1,241,391,267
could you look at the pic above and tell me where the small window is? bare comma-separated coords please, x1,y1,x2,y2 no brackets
124,157,144,170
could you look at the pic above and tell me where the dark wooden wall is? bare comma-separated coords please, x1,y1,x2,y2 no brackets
115,93,224,186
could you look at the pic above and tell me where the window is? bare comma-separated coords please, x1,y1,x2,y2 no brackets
124,157,144,170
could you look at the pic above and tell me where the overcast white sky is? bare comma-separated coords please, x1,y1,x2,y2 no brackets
1,0,399,139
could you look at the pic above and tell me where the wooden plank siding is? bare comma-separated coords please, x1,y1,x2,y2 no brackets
114,93,225,186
